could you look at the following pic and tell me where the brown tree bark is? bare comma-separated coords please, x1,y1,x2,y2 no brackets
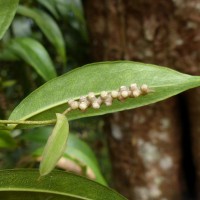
84,0,200,199
105,100,182,200
168,2,200,198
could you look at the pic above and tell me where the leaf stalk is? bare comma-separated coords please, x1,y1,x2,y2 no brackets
0,119,56,125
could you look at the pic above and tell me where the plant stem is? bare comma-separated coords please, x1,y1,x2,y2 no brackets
62,107,72,115
0,108,72,126
0,119,56,125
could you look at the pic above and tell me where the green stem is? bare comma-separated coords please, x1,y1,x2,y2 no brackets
0,119,56,125
62,107,72,115
0,108,72,127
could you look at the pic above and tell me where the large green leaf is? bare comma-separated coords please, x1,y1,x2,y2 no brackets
8,37,57,81
0,0,19,39
0,169,126,200
17,5,66,64
40,113,69,176
8,61,200,128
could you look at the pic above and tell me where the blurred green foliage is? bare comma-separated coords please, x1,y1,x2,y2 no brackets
0,0,89,118
0,0,112,185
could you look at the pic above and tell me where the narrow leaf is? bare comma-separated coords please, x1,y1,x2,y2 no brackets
8,61,200,129
0,0,19,39
55,0,88,41
65,134,107,185
36,0,59,19
40,113,69,176
0,169,126,200
17,5,66,64
8,37,57,81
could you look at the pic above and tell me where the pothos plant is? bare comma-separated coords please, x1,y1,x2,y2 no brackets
1,1,200,200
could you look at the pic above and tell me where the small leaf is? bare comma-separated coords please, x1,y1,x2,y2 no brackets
40,113,69,176
17,5,66,64
8,37,57,81
30,129,107,185
9,61,200,129
0,0,19,39
0,169,127,200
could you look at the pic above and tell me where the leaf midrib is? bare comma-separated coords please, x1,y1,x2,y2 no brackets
12,80,193,122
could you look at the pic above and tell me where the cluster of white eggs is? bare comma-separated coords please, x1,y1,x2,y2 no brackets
67,83,150,111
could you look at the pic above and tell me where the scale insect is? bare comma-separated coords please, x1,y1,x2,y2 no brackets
67,83,151,112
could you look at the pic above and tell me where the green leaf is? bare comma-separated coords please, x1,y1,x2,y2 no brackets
9,61,200,129
36,0,59,19
0,125,8,130
0,130,16,149
22,127,53,144
17,5,66,64
0,0,19,39
0,48,19,61
0,169,126,200
55,0,88,41
30,129,107,185
64,134,107,185
8,37,57,81
40,113,69,176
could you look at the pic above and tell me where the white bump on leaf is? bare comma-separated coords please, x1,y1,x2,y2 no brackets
79,96,90,106
120,86,127,90
118,95,125,102
79,102,88,111
97,97,103,105
130,83,138,91
100,91,108,99
66,83,150,112
121,90,129,98
68,100,79,110
92,102,100,109
104,98,113,106
141,84,149,94
70,101,79,110
111,90,119,98
132,90,141,97
79,96,87,101
87,92,96,101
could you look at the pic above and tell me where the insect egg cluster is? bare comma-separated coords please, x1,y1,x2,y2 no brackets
67,83,150,111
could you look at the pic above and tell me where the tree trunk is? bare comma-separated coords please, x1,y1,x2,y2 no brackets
84,0,200,199
105,99,182,200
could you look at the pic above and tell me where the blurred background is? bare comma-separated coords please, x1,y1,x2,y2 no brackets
1,0,200,199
